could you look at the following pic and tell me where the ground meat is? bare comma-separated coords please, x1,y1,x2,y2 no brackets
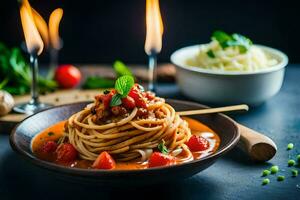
111,106,128,116
136,108,148,118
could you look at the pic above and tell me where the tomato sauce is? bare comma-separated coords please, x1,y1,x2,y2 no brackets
31,117,220,170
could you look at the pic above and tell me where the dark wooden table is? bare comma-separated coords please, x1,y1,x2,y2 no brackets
1,65,300,200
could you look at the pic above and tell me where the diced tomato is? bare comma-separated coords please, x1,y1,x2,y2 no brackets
56,143,78,163
143,91,155,101
148,152,175,168
121,96,136,109
185,135,210,151
41,141,58,154
96,90,116,109
92,151,116,170
128,88,147,108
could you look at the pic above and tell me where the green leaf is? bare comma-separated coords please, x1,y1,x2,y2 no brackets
212,31,232,48
212,31,252,54
114,75,134,97
110,94,122,107
158,140,168,154
206,50,215,58
82,77,115,89
113,60,133,77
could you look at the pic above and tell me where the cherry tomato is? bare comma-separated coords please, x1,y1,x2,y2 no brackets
56,143,78,163
185,135,210,151
128,88,147,108
55,64,81,88
148,152,175,168
121,96,136,109
92,151,116,170
41,141,57,153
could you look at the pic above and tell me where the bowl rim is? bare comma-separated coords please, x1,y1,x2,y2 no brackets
10,100,240,176
170,44,289,76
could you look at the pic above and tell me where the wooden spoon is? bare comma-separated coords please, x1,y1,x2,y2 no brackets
177,104,277,162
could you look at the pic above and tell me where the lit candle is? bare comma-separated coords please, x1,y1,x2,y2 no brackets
14,0,52,114
144,0,164,92
48,8,63,79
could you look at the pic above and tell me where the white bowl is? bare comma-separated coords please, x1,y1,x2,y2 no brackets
171,44,289,105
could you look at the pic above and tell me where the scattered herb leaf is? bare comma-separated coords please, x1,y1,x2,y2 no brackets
262,170,271,177
206,50,215,58
291,169,298,177
287,143,294,150
270,165,279,174
158,140,168,154
262,178,270,185
48,132,55,136
277,175,285,181
288,159,296,167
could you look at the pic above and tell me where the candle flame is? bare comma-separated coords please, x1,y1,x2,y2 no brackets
49,8,63,50
20,0,44,55
144,0,163,55
32,8,49,48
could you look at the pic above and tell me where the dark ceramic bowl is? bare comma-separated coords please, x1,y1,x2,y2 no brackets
10,99,239,186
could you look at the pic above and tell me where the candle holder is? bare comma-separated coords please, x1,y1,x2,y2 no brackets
148,51,157,92
13,53,52,114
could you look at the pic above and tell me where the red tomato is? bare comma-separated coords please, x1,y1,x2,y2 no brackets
55,65,81,88
128,88,147,109
41,141,57,153
143,91,155,101
56,143,78,163
92,151,116,170
185,135,210,151
148,152,175,168
121,96,135,109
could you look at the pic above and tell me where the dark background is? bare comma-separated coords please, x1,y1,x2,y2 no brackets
0,0,299,64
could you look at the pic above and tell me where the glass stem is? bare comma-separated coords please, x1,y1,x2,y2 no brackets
148,53,157,92
29,54,39,105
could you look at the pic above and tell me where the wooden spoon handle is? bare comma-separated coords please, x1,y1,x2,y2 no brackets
237,124,277,162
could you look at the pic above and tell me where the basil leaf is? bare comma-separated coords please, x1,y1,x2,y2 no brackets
110,94,122,107
115,75,134,97
212,31,232,48
82,77,115,89
231,33,252,53
206,50,215,58
113,60,133,77
212,31,252,54
158,140,168,154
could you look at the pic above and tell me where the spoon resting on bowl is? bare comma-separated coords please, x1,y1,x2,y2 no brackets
177,104,277,162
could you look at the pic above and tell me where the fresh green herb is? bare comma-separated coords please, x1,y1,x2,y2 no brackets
158,140,168,154
110,94,122,107
113,60,133,77
262,178,270,185
48,132,55,136
288,159,296,167
262,170,271,177
103,90,110,94
114,75,134,97
270,165,279,174
291,169,298,177
206,50,215,58
82,77,115,89
211,31,252,54
297,154,300,162
287,143,294,150
0,42,57,95
277,175,285,181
